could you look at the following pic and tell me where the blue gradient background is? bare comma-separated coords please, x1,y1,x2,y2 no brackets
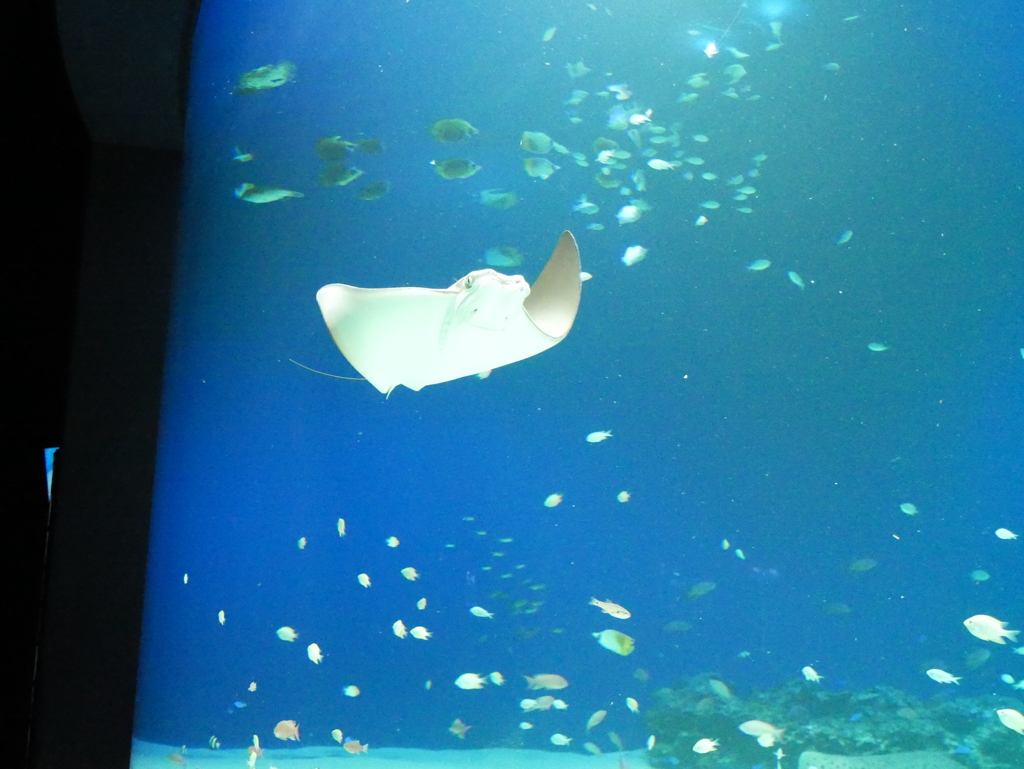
132,0,1023,754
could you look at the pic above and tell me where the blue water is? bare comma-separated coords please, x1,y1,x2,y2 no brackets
133,0,1023,758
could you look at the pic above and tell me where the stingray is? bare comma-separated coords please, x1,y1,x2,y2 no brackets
315,231,581,395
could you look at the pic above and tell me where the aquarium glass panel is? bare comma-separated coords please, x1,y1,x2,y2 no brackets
131,1,1024,767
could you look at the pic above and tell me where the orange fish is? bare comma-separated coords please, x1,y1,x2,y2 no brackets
449,718,472,738
343,740,369,754
525,674,569,690
589,597,631,619
273,720,300,741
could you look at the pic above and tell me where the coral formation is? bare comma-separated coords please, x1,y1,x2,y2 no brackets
799,750,969,769
646,674,1023,769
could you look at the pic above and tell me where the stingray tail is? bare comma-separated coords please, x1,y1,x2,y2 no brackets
288,359,365,381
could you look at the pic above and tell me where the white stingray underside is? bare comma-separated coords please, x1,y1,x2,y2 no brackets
316,231,581,394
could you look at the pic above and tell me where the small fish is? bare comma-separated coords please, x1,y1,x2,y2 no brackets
332,729,344,744
544,493,563,507
647,735,656,750
248,681,257,692
416,597,427,610
997,708,1024,734
646,158,679,171
739,720,784,747
700,200,720,210
926,668,960,684
550,734,573,746
455,673,488,689
724,63,747,84
337,518,346,536
273,720,300,741
232,147,253,162
587,431,613,443
608,84,632,100
593,629,635,655
307,643,323,664
393,619,408,638
542,26,557,42
626,697,639,713
964,614,1019,644
489,671,505,685
573,195,600,215
583,742,602,755
218,610,225,625
837,229,853,245
525,674,569,690
401,567,420,581
297,537,307,549
693,738,718,753
747,259,771,271
687,581,716,598
695,215,708,226
787,271,805,289
520,722,534,730
616,205,642,224
971,569,990,582
386,536,400,547
344,684,361,697
899,502,919,516
848,558,878,572
708,680,732,699
590,597,631,619
276,626,298,642
234,183,304,203
995,528,1017,539
617,491,630,502
868,342,889,352
621,245,648,266
802,666,823,682
357,573,371,588
410,626,432,640
343,740,368,754
587,710,608,730
449,718,471,738
469,606,494,618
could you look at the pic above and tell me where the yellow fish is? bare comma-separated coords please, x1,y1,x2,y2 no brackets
593,629,635,656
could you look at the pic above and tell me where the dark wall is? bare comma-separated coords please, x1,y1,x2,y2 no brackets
10,1,195,766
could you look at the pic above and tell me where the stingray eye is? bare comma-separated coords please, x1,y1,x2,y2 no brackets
465,277,473,289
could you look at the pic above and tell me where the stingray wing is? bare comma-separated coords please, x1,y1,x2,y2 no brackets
316,285,458,394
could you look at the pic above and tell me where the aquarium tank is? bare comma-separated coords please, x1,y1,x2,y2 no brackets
129,0,1022,767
